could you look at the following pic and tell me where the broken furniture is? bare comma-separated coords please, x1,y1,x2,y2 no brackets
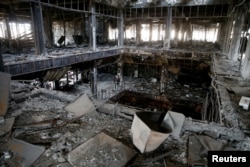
131,111,185,153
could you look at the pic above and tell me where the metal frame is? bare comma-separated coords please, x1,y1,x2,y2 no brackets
124,4,229,20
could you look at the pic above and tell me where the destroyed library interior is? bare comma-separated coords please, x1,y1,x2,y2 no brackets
1,0,250,166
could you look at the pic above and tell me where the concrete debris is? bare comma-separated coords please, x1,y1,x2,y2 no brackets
239,96,250,110
183,118,245,141
67,132,136,167
0,64,249,167
0,139,45,167
188,134,235,165
97,102,139,120
0,117,15,136
0,71,11,116
131,111,173,153
229,87,250,96
0,116,5,124
56,162,72,167
161,111,185,138
64,94,97,119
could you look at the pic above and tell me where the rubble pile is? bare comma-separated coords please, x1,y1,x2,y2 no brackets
0,64,250,167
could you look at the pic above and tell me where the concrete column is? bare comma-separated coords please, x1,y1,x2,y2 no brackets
118,9,124,47
0,42,5,72
31,0,46,55
228,8,245,61
55,80,60,90
217,21,227,49
223,17,234,53
103,19,109,43
241,37,250,80
117,61,123,88
136,20,141,46
81,14,87,43
89,3,96,50
174,22,180,45
5,18,11,40
44,8,53,48
164,6,172,49
149,21,152,46
185,20,192,41
157,24,161,41
91,67,97,98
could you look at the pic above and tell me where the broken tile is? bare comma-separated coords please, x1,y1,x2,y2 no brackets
67,132,136,167
1,139,45,167
0,71,11,116
64,94,96,118
0,117,15,136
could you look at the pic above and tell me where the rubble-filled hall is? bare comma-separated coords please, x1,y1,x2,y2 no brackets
1,0,250,167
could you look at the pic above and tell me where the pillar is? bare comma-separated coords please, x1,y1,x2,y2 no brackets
0,42,5,72
149,21,152,46
228,8,245,61
89,2,96,50
118,9,124,47
158,24,161,41
241,37,250,80
136,20,141,46
31,0,46,55
5,18,12,49
217,21,227,49
223,16,234,53
174,22,180,45
103,19,109,43
117,61,123,88
184,19,192,41
91,67,97,98
81,14,87,43
164,6,172,49
44,8,53,48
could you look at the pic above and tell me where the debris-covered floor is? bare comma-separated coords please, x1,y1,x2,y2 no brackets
1,55,250,167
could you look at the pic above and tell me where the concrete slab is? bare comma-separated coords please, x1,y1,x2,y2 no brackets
230,87,250,96
64,94,96,118
0,71,11,116
0,117,15,136
188,135,235,165
67,132,136,167
131,112,172,153
131,111,185,153
1,139,45,167
161,111,185,137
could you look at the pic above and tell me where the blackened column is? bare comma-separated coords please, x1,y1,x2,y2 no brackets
91,67,97,98
164,6,172,49
228,8,246,61
31,0,46,55
89,2,96,50
0,42,5,72
136,20,141,46
118,9,124,47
